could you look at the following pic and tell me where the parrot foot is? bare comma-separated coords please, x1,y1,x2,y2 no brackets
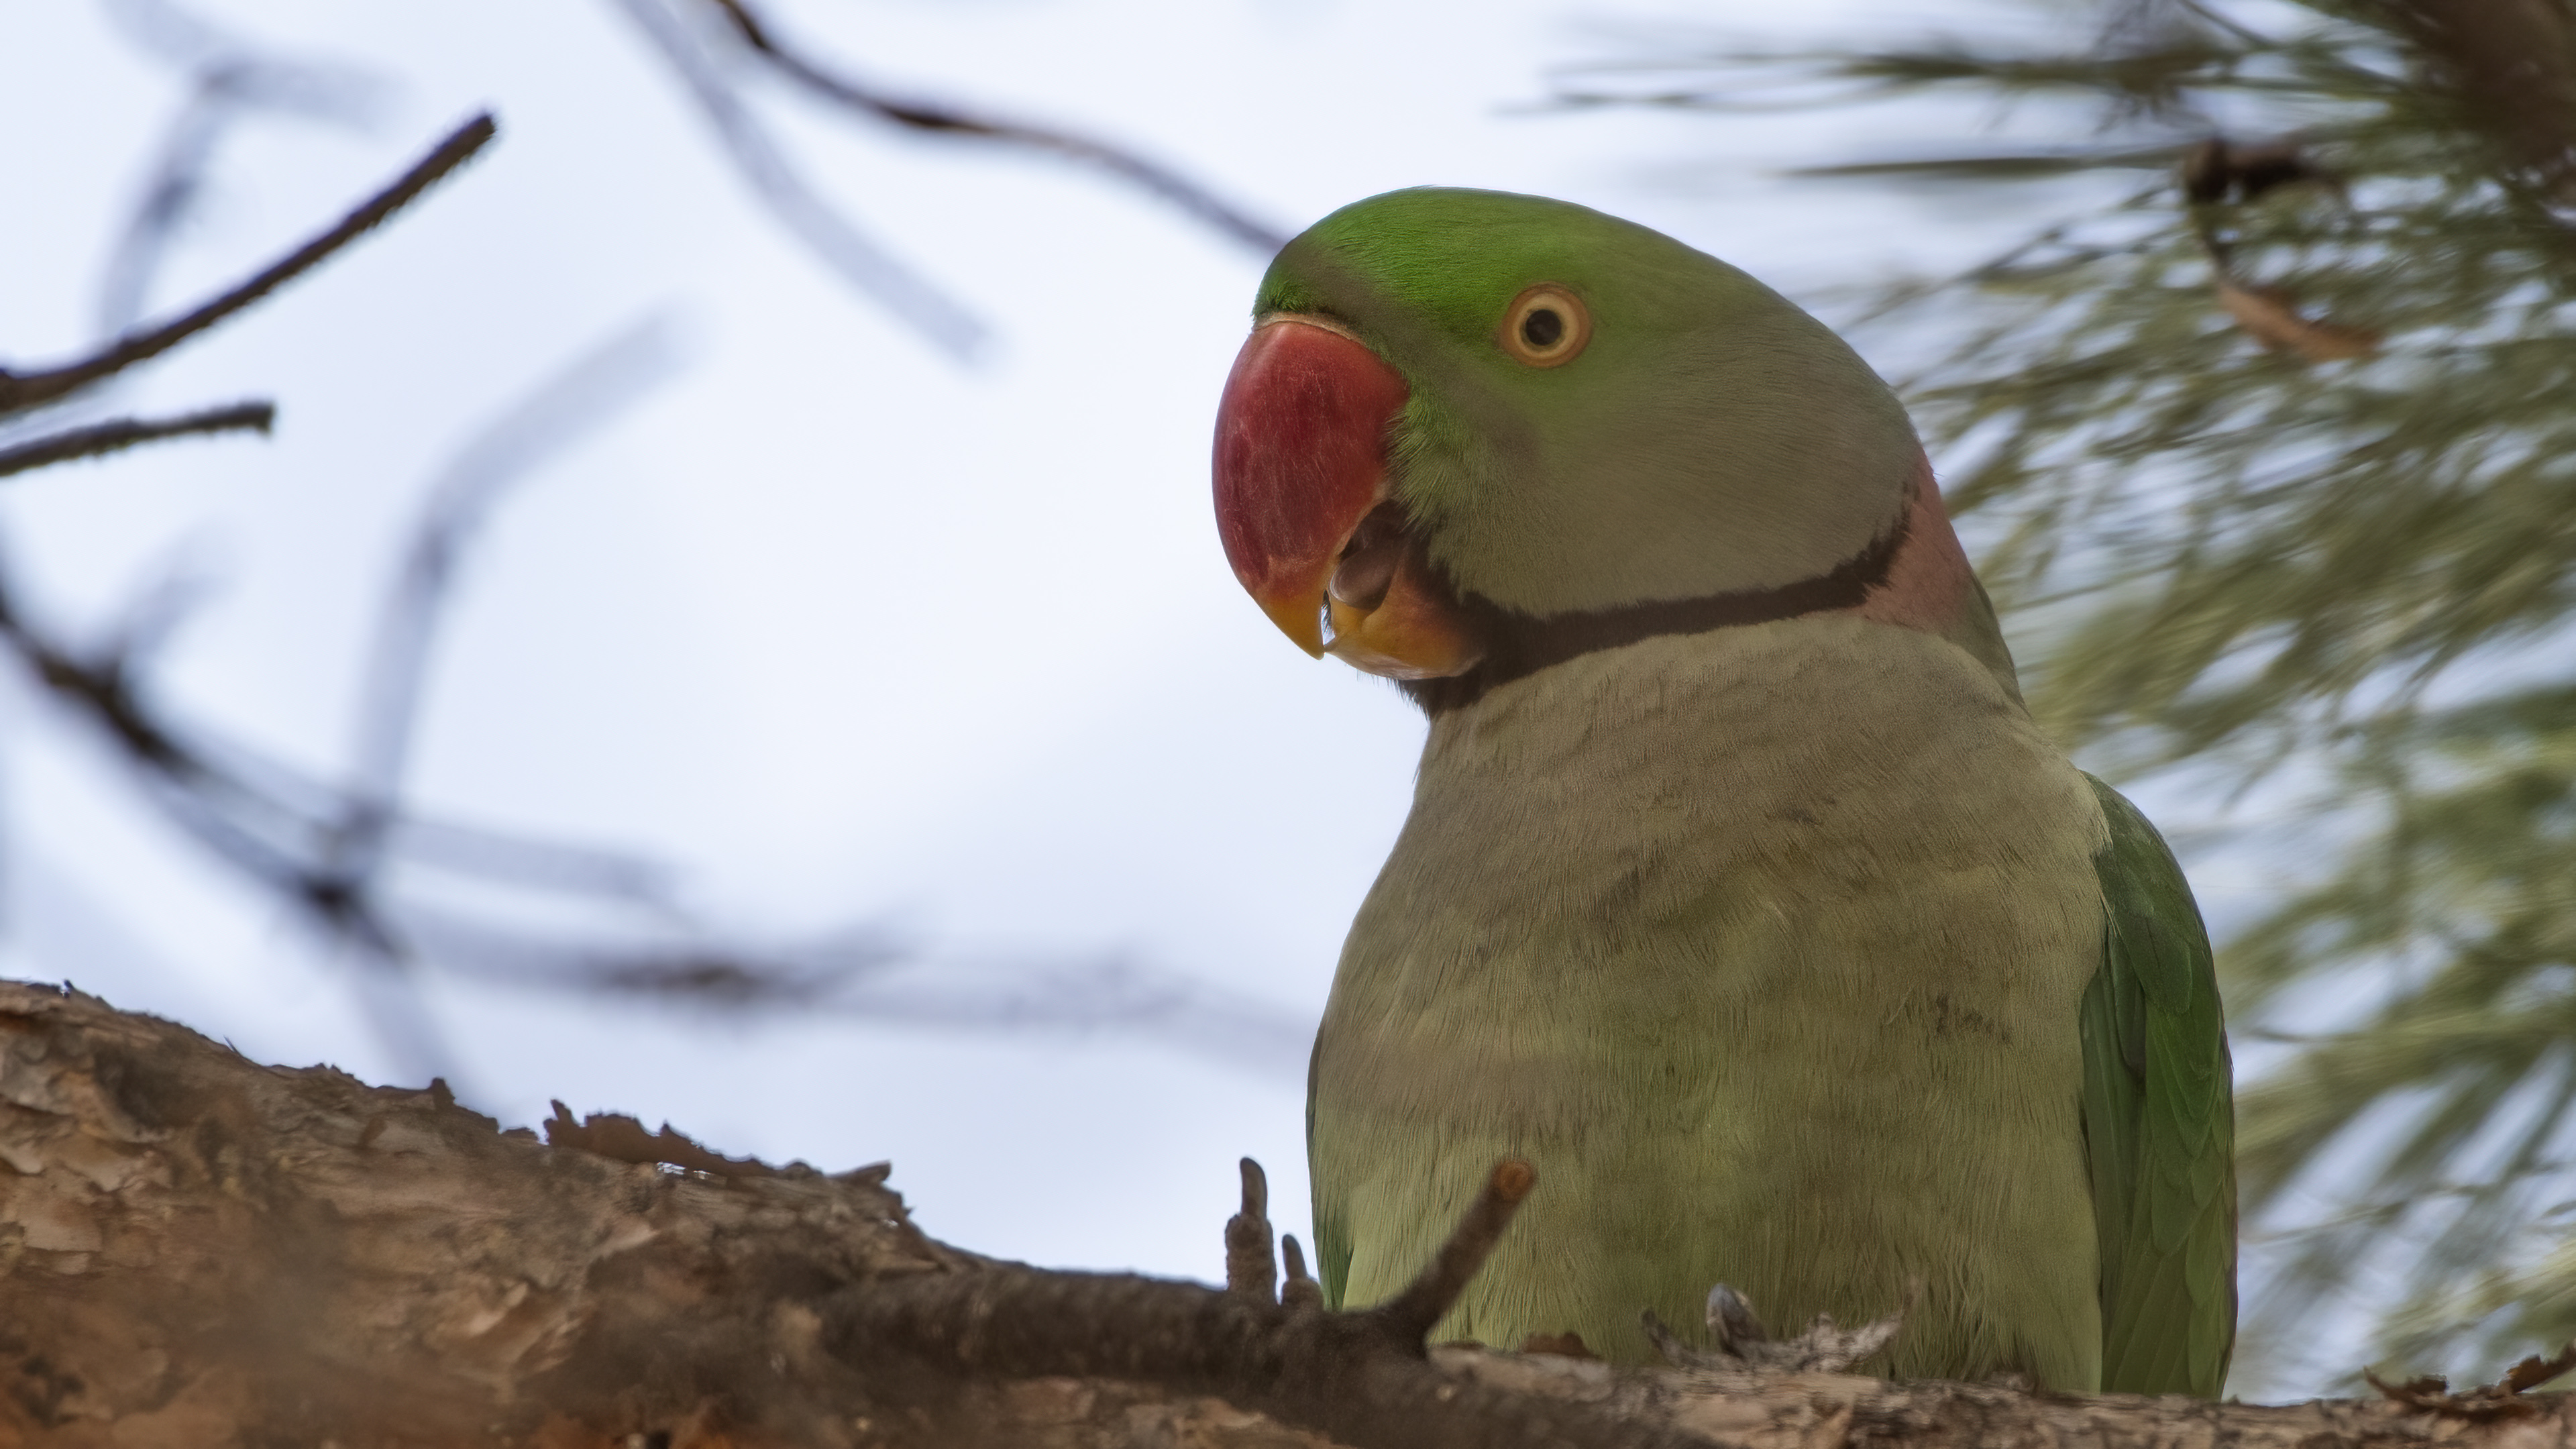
1223,1157,1323,1308
1643,1283,1911,1375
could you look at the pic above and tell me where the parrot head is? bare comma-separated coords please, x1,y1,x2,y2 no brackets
1212,187,1996,701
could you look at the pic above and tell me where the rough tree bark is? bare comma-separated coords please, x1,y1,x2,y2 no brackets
1,978,2571,1449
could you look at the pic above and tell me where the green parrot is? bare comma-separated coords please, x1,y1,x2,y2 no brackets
1210,188,2235,1394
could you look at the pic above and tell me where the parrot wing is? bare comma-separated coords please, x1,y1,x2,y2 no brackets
2080,773,2237,1396
1307,1036,1354,1309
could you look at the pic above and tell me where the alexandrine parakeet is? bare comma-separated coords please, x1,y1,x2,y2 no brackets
1210,189,2235,1394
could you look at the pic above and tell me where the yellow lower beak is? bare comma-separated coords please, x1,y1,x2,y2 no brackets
1322,537,1485,680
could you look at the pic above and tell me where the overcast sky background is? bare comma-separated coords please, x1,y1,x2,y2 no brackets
0,0,2153,1315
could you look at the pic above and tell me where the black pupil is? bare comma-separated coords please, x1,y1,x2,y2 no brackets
1521,308,1564,348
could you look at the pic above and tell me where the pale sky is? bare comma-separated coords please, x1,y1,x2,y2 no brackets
0,0,2106,1289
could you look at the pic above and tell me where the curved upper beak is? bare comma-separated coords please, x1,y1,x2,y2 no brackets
1212,317,1411,657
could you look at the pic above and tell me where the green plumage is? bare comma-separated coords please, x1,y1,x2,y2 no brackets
2080,777,2238,1393
1271,187,2235,1393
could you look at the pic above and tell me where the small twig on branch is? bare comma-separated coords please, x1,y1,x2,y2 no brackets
0,401,274,480
1375,1159,1536,1343
0,113,495,418
704,0,1287,254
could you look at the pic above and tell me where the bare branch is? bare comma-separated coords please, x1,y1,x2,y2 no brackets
0,401,273,479
814,951,1311,1076
704,0,1287,253
0,113,496,419
96,0,383,335
17,982,2576,1448
382,904,1309,1077
103,0,379,83
610,0,988,359
0,539,1309,1064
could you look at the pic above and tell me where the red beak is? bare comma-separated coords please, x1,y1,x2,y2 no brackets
1212,317,1411,657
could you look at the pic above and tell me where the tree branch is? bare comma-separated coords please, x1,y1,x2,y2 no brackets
8,979,2576,1448
93,0,384,335
0,113,494,418
0,400,273,479
703,0,1287,253
610,0,988,359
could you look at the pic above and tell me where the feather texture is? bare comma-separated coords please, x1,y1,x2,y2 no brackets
2081,776,2238,1395
1310,617,2114,1381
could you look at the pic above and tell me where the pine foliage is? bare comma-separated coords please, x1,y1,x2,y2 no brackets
1574,0,2576,1392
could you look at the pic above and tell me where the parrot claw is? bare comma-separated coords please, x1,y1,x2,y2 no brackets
1644,1283,1912,1375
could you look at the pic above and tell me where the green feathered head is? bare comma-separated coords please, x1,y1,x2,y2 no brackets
1213,187,1993,699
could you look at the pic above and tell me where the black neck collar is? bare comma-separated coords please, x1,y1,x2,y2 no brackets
1398,511,1911,715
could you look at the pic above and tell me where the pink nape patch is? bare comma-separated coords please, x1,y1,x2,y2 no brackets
1856,455,1975,633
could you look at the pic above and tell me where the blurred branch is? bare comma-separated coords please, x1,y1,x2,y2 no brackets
1785,144,2186,180
704,0,1288,253
328,315,686,893
2377,0,2576,198
96,0,383,335
0,343,1305,1081
0,113,496,418
610,0,989,360
0,401,273,480
0,360,1308,1082
0,111,496,1080
0,17,1313,1082
1550,35,2256,118
0,519,1309,1077
389,908,1309,1077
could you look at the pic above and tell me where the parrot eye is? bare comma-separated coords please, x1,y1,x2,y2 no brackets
1499,284,1590,368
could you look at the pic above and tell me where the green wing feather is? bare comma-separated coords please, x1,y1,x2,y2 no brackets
1307,1035,1353,1309
2080,774,2238,1396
